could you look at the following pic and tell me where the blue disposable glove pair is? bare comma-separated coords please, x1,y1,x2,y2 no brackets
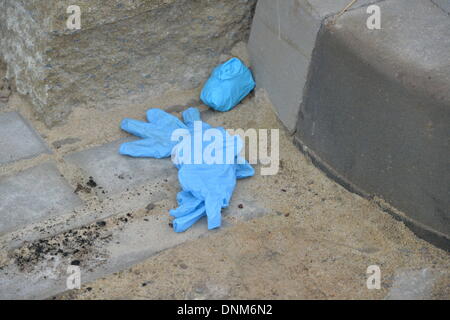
201,58,255,112
119,107,254,232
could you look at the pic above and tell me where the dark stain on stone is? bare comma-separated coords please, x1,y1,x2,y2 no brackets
74,183,91,194
87,177,97,188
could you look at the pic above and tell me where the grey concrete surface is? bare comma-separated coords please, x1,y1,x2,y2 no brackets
1,90,449,300
331,0,450,106
0,162,83,234
249,14,310,132
0,213,210,299
248,0,381,132
0,112,50,165
64,139,175,197
295,0,450,247
385,268,439,300
432,0,450,14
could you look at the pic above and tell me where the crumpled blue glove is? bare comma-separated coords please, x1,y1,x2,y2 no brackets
119,107,254,233
119,109,187,158
170,108,254,232
200,58,255,112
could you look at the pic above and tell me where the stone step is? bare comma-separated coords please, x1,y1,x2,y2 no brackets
0,173,271,299
0,0,257,127
249,0,450,249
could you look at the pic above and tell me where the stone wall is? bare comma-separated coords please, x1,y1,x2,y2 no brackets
0,0,257,126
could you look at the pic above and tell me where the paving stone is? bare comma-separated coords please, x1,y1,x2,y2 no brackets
64,139,175,197
0,189,271,299
0,112,50,165
0,162,83,234
432,0,450,14
385,268,438,300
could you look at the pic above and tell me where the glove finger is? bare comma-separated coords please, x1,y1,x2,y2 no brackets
119,138,173,158
235,158,255,179
121,118,155,138
205,195,223,230
170,192,204,218
146,109,185,128
182,107,202,126
173,208,206,233
176,191,194,205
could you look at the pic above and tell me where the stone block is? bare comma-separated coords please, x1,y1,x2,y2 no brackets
0,0,257,127
64,139,175,197
0,162,83,234
0,112,50,165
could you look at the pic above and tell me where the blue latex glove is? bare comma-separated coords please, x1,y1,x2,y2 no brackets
119,109,187,158
120,107,254,232
170,108,254,232
201,58,255,112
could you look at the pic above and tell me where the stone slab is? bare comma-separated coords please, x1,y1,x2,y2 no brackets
431,0,450,14
385,268,439,300
0,162,83,234
64,139,176,197
0,112,50,165
0,184,272,299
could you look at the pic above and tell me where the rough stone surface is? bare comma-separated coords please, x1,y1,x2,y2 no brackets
64,139,175,197
0,1,47,117
0,112,50,165
0,162,83,234
0,0,257,127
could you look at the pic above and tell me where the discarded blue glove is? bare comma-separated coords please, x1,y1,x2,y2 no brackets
119,109,187,158
119,107,254,233
200,58,255,112
170,107,254,232
170,109,254,232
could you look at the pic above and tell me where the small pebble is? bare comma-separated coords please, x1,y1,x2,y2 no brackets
71,260,81,266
